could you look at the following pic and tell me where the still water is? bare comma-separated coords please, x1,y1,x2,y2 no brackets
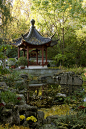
38,82,86,119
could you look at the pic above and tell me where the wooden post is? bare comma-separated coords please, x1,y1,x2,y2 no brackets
18,47,20,58
27,46,29,66
23,50,25,57
45,48,47,64
42,46,44,66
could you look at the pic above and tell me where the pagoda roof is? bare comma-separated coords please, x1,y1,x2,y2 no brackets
12,19,58,47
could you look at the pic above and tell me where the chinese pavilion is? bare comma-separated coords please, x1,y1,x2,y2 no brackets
13,19,58,67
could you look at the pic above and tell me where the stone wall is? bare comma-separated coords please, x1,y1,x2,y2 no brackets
16,69,61,77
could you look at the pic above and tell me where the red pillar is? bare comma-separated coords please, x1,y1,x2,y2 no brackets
18,47,20,59
23,50,25,57
45,48,47,64
42,46,44,66
27,46,29,66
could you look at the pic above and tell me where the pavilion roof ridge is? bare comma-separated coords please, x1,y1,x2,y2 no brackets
22,20,51,45
12,19,58,46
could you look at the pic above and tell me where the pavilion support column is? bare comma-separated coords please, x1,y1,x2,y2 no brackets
23,50,25,57
36,50,38,65
27,46,29,66
18,47,20,59
45,48,47,64
42,46,44,66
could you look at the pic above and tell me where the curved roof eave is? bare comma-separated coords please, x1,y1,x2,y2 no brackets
23,26,52,45
12,19,58,47
24,40,51,46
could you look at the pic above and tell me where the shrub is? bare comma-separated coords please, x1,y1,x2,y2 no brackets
0,67,10,75
0,91,19,104
53,111,86,129
7,58,16,66
17,57,28,66
66,67,84,75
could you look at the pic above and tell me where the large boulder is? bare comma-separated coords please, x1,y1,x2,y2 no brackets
18,104,37,117
15,80,27,90
46,115,59,124
1,108,13,125
12,105,20,125
1,105,20,125
54,72,83,86
19,74,28,80
53,93,66,103
38,76,54,84
55,93,66,98
0,82,9,92
0,82,7,87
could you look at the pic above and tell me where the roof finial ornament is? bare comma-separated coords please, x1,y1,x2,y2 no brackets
31,19,35,26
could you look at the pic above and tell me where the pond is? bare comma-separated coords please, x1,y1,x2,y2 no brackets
38,104,76,119
29,82,86,119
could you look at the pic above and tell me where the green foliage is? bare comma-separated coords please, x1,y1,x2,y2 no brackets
54,54,66,61
0,45,12,59
54,54,67,67
0,44,12,69
65,66,84,75
0,67,10,75
82,73,86,81
64,87,85,105
15,81,25,91
1,0,86,67
17,57,28,66
6,47,18,58
6,70,23,87
31,0,86,67
0,45,12,52
5,70,30,87
0,91,18,104
53,111,86,129
0,0,11,26
7,58,16,66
